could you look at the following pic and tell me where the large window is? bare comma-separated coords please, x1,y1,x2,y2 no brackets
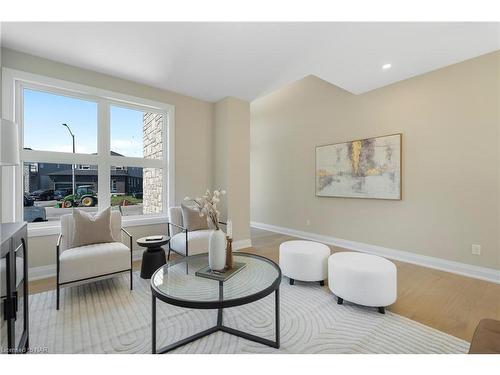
3,69,174,227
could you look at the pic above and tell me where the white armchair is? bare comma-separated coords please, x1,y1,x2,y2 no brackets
167,207,225,260
56,211,133,310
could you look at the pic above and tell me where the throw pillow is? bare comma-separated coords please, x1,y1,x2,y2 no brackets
71,207,115,248
181,204,209,231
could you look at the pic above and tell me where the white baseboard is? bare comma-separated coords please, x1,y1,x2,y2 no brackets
29,241,253,282
29,264,56,281
251,221,500,284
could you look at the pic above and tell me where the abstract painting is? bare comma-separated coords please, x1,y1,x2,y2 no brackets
316,133,401,199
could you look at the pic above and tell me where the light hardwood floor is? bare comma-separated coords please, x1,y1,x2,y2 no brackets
247,228,500,342
29,228,500,342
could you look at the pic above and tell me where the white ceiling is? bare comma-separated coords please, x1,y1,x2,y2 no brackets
1,22,499,102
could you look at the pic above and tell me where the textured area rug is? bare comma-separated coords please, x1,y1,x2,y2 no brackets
29,272,469,354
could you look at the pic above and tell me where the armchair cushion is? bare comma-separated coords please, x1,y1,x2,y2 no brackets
59,241,130,284
181,204,208,231
170,229,216,256
60,210,122,251
71,207,114,248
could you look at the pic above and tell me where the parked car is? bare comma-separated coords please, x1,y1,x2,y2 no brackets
54,188,72,200
24,193,34,207
29,189,55,201
62,185,98,208
24,206,47,222
23,193,46,222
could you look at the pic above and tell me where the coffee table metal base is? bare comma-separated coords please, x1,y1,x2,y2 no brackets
151,289,280,354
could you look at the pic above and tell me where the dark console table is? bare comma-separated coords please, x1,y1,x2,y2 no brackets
1,222,29,354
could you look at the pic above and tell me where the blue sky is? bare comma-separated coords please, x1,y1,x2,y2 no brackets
24,89,144,157
110,106,144,157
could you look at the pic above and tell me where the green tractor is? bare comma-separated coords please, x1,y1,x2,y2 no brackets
61,185,98,208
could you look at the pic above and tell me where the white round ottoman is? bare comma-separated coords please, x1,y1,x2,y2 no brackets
279,240,330,286
328,252,397,314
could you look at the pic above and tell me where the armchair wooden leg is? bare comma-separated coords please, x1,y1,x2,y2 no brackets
167,248,171,261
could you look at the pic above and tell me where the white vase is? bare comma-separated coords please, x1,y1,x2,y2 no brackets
209,229,227,271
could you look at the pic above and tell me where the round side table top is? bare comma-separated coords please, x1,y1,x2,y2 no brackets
137,235,170,248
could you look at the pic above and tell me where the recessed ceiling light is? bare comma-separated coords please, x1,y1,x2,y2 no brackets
382,63,392,70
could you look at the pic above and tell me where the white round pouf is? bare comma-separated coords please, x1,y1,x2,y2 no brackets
279,240,330,285
328,252,397,314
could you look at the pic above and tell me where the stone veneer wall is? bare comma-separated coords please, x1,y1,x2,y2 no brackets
23,163,30,193
143,113,164,214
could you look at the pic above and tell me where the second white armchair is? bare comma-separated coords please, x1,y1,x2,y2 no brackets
167,206,226,259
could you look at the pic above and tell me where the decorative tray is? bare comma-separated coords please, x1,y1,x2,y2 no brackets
195,262,246,282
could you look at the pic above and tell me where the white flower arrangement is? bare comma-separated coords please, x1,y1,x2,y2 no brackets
184,188,226,230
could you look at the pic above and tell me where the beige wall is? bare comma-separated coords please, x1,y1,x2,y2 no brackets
251,51,500,270
214,97,251,241
214,99,230,218
1,47,216,269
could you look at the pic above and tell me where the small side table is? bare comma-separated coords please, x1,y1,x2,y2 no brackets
137,236,170,279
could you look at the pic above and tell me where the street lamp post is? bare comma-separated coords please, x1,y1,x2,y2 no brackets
62,123,76,195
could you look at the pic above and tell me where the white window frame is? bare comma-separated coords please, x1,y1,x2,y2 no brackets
2,68,175,237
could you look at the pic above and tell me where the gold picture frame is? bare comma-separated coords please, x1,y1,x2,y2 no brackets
315,133,402,200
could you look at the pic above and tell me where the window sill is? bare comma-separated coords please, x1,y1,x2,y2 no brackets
27,215,168,238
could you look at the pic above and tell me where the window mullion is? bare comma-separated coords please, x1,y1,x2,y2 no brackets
97,100,110,209
108,155,163,169
21,150,99,165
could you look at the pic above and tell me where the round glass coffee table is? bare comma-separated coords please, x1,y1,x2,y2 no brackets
150,252,282,354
